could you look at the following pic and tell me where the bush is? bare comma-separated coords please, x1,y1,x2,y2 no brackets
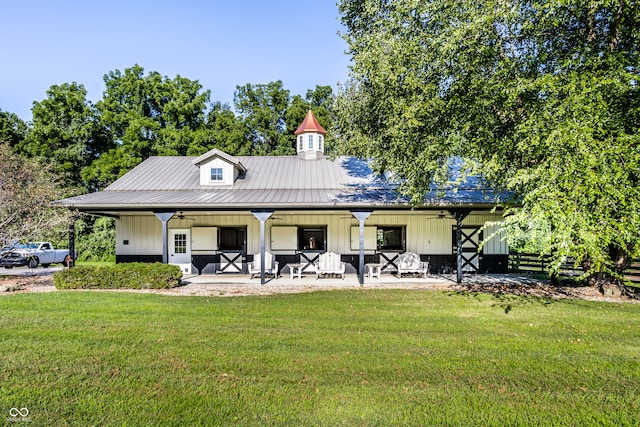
54,263,182,290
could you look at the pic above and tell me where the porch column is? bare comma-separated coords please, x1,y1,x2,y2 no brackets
251,211,273,285
449,209,471,284
351,210,373,285
67,213,80,268
154,212,175,264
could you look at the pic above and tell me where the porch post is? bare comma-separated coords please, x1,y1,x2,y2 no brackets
351,210,373,286
449,209,471,284
154,212,175,264
67,213,79,268
251,211,273,285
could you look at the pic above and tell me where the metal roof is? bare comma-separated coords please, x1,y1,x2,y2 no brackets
58,154,503,212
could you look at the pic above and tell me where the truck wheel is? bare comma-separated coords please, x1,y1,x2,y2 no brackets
4,266,13,269
28,257,39,269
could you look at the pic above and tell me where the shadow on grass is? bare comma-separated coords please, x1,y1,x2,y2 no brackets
441,274,582,313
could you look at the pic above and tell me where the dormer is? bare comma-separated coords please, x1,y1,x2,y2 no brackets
192,148,246,186
294,110,326,160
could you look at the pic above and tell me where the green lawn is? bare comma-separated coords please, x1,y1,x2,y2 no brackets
1,289,639,426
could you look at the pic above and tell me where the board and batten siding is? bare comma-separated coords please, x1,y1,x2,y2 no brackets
115,210,508,257
116,215,162,255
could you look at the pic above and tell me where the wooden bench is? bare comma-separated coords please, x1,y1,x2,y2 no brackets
396,252,429,278
315,252,346,279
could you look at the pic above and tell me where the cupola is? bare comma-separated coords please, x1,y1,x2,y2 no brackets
294,110,326,160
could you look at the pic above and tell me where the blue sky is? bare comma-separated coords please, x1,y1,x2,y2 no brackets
1,0,350,121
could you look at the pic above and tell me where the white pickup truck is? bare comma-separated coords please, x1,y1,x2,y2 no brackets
0,242,75,269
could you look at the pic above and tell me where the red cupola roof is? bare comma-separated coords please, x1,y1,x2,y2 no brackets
294,110,326,135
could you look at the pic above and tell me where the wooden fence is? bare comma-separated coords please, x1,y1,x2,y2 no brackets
509,252,640,286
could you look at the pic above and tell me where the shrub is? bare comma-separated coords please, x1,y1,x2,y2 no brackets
54,263,182,290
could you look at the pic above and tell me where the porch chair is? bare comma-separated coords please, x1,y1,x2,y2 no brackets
315,252,346,279
396,252,429,278
248,252,279,279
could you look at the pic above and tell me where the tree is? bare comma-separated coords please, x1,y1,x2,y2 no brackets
335,0,640,287
14,83,111,192
233,81,292,155
186,102,251,156
84,65,211,187
0,143,68,245
0,109,29,148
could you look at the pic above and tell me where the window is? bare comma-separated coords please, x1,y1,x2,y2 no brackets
377,226,405,251
218,227,246,251
298,135,303,151
319,135,323,151
298,226,326,251
174,233,187,254
308,134,314,150
210,167,223,181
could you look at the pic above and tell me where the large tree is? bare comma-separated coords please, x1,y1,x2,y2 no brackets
234,81,292,155
335,0,640,286
84,65,211,187
186,101,251,156
14,83,111,192
0,109,29,148
0,143,68,246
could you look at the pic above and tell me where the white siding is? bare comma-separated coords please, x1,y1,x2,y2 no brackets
115,210,508,257
199,158,237,186
116,215,162,255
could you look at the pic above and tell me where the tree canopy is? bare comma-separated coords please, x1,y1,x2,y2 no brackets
335,0,640,284
1,65,334,254
0,143,68,246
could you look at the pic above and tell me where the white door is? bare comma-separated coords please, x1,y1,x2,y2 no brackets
169,229,191,273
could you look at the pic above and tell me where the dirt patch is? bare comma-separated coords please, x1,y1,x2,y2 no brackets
0,274,56,293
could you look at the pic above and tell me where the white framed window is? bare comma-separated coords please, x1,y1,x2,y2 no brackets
308,134,314,149
210,167,223,181
319,135,323,151
298,135,303,151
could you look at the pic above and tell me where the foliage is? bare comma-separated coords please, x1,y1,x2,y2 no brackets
0,143,69,245
335,0,640,283
234,82,335,155
186,101,251,156
1,290,639,425
83,64,211,187
74,216,115,262
234,80,293,155
13,83,112,192
53,262,182,289
0,109,29,148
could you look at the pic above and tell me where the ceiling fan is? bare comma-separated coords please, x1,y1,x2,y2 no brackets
175,212,195,221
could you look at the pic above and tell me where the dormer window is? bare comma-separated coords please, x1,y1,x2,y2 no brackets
210,168,223,181
193,148,246,186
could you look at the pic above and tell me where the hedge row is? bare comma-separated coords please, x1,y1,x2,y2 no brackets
54,263,183,290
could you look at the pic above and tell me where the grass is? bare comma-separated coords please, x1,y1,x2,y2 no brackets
1,289,639,426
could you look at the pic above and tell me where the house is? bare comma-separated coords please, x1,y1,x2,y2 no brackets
58,110,509,283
